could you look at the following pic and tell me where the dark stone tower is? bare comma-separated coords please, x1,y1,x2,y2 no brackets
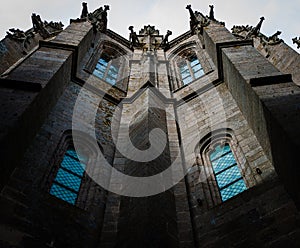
0,4,300,248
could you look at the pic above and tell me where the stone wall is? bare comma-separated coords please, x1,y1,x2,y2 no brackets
0,7,300,248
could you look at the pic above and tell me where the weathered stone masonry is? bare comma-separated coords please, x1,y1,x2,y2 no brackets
0,4,299,248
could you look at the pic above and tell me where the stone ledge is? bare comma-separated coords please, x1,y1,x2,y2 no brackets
249,73,292,86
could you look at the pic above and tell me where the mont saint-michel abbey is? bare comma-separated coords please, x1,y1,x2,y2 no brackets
1,2,300,248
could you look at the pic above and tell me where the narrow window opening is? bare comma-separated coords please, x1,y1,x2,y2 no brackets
209,144,247,201
50,147,87,205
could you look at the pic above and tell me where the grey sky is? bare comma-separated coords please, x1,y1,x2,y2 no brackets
0,0,299,51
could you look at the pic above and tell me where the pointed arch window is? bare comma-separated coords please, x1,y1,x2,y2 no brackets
93,54,120,85
177,53,204,85
50,147,87,205
209,144,247,201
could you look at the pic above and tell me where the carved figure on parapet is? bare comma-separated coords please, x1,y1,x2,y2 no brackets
266,31,282,45
44,21,64,32
6,28,27,41
128,26,140,48
259,31,282,58
209,5,215,20
245,17,265,39
88,5,110,33
31,13,52,39
194,11,210,27
161,30,172,48
292,37,300,49
186,5,199,28
231,25,252,35
31,13,64,39
206,5,225,26
6,28,34,50
81,2,88,19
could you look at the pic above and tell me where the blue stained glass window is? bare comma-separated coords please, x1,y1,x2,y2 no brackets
50,148,86,205
178,54,204,85
50,184,77,205
93,55,119,85
220,179,247,201
209,144,247,201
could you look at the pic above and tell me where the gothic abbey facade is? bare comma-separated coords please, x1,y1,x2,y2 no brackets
0,3,300,248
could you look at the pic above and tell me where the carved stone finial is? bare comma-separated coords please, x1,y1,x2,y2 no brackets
292,37,300,49
80,2,88,19
88,5,110,33
209,5,215,20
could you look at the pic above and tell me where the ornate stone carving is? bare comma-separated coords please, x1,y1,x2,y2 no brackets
6,28,34,49
232,17,267,40
129,26,140,48
292,37,300,49
186,5,200,30
265,31,282,45
209,5,215,21
206,5,225,26
32,13,51,39
245,17,265,39
194,11,210,27
31,13,63,39
128,25,165,52
231,25,252,37
232,23,282,46
44,21,64,32
5,14,63,54
161,30,172,48
232,21,283,58
88,5,109,33
81,2,88,19
259,31,283,58
139,25,160,36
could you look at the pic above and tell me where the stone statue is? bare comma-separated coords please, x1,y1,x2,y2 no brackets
31,13,51,39
246,17,265,39
88,5,110,32
292,37,300,48
186,5,199,27
161,30,172,48
80,2,88,19
209,5,215,20
129,26,140,48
